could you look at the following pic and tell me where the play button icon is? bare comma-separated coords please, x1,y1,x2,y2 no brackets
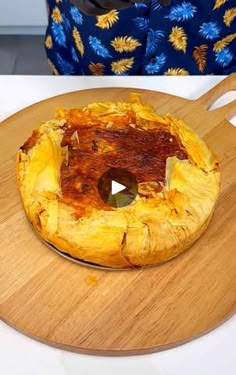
112,181,126,195
98,168,138,208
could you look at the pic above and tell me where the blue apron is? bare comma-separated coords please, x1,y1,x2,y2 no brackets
45,0,236,75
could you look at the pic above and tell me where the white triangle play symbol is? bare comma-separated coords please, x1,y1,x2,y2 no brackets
112,180,126,195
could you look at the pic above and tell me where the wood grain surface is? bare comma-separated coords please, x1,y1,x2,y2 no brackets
0,75,236,355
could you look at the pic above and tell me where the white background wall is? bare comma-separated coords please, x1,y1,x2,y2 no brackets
0,0,48,34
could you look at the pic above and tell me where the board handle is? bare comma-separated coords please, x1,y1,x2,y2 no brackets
195,73,236,120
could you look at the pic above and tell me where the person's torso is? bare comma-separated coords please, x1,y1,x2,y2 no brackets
45,0,236,75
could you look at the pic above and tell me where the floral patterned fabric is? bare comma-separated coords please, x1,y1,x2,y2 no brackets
45,0,236,75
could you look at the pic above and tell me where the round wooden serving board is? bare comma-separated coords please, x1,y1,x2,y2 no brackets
0,75,236,355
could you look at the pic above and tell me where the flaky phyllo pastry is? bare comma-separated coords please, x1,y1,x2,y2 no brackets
17,94,220,268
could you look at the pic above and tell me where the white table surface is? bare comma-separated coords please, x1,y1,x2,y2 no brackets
0,76,235,375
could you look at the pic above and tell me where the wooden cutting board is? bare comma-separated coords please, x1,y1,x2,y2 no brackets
0,75,236,355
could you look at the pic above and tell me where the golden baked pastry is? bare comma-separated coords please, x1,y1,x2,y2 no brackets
16,94,220,268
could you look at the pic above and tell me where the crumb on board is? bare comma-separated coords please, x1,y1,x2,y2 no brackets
86,275,97,287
